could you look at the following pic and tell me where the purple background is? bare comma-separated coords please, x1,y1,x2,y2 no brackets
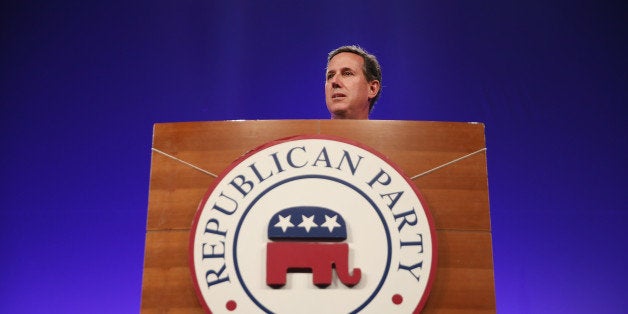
1,1,626,313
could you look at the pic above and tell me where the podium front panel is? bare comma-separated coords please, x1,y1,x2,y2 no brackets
141,120,495,313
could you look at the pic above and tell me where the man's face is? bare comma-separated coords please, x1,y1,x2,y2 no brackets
325,52,379,119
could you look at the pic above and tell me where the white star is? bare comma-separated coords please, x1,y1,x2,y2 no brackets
274,215,294,233
321,215,341,232
298,215,318,233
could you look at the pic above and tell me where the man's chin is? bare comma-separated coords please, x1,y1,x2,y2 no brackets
328,105,369,120
329,107,349,119
327,102,349,112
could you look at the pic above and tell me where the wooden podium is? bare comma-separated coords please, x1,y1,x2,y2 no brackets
140,120,495,313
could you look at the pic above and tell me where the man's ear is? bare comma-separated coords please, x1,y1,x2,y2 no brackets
368,80,381,98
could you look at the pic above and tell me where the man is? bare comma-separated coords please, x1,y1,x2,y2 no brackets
325,45,382,119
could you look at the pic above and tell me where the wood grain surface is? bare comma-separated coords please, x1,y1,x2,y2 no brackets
141,120,495,313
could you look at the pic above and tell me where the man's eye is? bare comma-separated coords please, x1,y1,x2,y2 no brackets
342,71,353,76
326,73,334,80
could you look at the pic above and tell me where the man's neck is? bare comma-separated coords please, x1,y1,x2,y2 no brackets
330,110,369,120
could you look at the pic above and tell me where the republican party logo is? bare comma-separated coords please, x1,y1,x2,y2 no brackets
190,135,437,313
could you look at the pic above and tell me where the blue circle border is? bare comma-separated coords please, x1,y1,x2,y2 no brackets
233,174,393,314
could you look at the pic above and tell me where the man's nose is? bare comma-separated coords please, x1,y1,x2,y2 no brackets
328,74,341,87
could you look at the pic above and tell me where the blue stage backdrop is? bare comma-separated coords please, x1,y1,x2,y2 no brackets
1,1,626,313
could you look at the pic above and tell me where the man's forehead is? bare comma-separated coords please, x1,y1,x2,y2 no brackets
327,52,364,71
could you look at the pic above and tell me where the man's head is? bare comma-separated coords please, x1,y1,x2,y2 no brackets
325,45,382,119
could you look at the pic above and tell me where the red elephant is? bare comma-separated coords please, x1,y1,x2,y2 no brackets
266,242,361,287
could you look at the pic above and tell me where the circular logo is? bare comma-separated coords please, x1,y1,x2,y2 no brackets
190,135,437,313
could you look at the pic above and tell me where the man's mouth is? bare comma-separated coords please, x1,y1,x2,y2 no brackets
332,93,346,99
